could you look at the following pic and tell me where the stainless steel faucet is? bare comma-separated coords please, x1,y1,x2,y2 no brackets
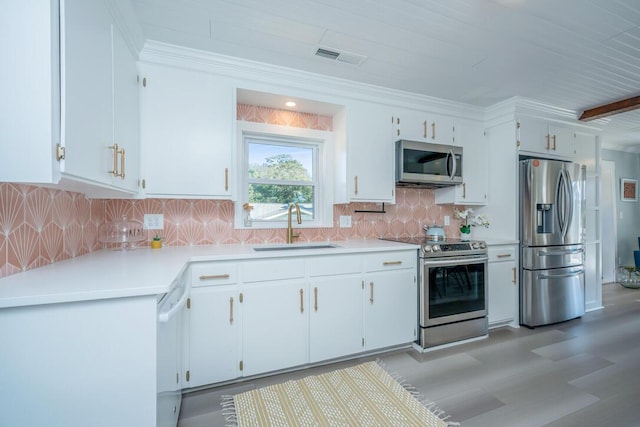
287,202,302,243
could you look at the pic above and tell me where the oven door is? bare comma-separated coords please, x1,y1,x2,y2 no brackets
421,256,488,327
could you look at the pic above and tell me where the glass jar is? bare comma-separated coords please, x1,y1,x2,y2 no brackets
99,216,145,250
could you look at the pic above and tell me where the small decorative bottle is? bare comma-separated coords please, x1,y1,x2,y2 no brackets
242,203,253,227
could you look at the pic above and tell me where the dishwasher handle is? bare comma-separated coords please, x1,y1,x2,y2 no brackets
158,284,189,323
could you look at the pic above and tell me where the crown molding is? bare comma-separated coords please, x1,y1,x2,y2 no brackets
139,40,485,121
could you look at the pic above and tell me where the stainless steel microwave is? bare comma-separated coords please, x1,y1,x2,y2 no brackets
395,140,463,187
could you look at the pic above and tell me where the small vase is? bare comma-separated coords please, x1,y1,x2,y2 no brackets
460,225,471,241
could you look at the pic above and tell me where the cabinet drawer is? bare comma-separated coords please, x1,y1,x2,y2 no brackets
191,262,237,286
308,254,362,277
363,251,416,272
488,247,516,263
242,259,306,283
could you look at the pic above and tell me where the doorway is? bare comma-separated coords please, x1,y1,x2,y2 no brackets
601,160,617,283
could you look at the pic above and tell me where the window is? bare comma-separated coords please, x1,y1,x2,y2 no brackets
245,136,318,223
236,120,335,229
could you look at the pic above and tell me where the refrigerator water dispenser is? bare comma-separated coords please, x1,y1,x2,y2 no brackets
536,203,554,234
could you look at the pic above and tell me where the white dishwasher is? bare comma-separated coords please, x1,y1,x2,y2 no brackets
157,276,188,427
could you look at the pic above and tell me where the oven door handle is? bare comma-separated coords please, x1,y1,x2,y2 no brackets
422,256,488,267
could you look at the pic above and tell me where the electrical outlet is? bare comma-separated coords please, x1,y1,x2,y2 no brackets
143,214,164,230
339,215,352,228
444,215,450,226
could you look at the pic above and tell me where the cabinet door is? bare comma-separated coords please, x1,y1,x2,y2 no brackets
241,281,307,376
364,269,417,350
0,0,60,183
347,101,395,202
428,113,455,145
517,117,549,154
394,109,428,141
111,27,140,192
62,0,114,185
309,276,363,363
435,122,487,205
140,63,234,198
488,261,517,325
548,124,575,158
187,287,238,387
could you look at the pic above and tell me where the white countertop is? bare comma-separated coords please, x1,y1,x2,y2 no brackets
0,240,419,309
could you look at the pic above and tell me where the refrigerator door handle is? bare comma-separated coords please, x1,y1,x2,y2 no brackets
537,269,584,280
564,169,574,239
537,248,584,256
555,169,573,240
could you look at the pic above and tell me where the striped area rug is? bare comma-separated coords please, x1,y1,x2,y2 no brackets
221,361,458,426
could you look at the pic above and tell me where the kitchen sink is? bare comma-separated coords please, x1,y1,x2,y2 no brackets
253,244,339,252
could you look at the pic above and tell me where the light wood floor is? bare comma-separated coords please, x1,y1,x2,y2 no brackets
178,283,640,426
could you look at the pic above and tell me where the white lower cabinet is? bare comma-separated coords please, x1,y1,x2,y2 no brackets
488,245,518,326
309,275,364,363
364,269,417,349
184,249,418,387
186,286,238,388
241,280,308,376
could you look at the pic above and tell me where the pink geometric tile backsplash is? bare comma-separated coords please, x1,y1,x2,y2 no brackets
0,183,457,279
0,184,106,278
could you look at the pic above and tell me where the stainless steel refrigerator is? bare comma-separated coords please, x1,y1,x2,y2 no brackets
519,159,586,328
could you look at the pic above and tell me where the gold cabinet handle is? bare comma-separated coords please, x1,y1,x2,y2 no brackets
462,183,466,198
369,282,374,304
545,134,551,150
552,134,557,151
431,122,436,140
383,261,402,266
119,147,126,180
354,176,358,195
224,168,229,191
314,287,318,312
229,297,234,324
109,144,119,177
199,274,230,281
423,120,427,138
512,267,517,284
496,254,511,258
300,289,304,313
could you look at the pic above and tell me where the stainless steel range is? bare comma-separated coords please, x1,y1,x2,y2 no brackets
384,237,489,349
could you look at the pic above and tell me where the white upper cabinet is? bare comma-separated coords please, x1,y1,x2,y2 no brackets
435,121,488,205
111,28,140,193
139,63,235,198
393,109,455,145
62,0,114,186
339,100,395,203
1,0,140,196
517,117,576,159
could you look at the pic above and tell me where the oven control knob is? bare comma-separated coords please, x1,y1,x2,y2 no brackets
432,245,441,252
423,245,432,253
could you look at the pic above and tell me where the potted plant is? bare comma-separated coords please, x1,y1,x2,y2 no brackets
151,234,162,249
454,208,490,240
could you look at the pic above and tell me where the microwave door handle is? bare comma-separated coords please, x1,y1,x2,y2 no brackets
448,149,456,181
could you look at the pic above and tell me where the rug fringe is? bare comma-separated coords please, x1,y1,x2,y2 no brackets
375,359,461,426
220,395,239,427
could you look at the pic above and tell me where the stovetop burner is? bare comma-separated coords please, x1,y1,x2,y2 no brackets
381,237,487,258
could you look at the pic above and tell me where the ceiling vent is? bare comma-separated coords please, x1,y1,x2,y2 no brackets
314,47,366,66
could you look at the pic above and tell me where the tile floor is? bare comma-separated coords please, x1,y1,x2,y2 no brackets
178,283,640,426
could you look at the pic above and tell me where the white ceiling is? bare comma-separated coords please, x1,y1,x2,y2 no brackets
131,0,640,149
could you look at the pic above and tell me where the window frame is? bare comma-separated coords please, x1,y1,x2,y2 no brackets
235,120,334,229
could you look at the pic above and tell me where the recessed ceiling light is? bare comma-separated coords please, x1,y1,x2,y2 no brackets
285,101,296,107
